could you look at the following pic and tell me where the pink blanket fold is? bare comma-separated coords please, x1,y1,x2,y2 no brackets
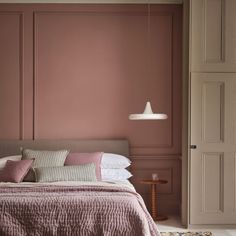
0,185,160,236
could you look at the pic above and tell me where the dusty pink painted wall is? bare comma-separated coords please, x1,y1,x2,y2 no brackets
0,4,182,214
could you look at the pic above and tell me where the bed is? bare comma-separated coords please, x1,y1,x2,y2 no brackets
0,139,160,236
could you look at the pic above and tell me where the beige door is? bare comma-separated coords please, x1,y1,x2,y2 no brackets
190,72,236,224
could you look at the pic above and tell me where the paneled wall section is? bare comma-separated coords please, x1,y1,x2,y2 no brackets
0,4,182,214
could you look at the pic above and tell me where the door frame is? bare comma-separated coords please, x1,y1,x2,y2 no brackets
181,0,190,228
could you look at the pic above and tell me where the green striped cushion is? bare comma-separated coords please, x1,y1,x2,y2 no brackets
35,163,97,182
22,149,69,168
22,149,69,182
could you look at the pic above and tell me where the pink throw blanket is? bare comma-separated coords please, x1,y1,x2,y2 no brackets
0,185,160,236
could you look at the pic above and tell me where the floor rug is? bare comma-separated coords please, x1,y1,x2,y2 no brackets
160,232,212,236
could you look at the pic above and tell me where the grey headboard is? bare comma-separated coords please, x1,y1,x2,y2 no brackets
0,139,129,158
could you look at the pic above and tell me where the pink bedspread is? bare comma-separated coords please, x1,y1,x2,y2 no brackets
0,185,160,236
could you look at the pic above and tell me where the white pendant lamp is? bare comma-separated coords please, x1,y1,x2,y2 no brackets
128,3,167,121
129,101,167,120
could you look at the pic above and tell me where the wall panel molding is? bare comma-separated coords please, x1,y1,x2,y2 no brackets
33,12,37,140
130,154,181,160
203,0,225,63
201,152,224,213
31,5,181,153
19,13,24,139
202,81,225,143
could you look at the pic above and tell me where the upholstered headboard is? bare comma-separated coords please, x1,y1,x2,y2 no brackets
0,140,129,158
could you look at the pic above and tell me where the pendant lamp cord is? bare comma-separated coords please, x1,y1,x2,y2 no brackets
147,0,151,47
147,0,151,84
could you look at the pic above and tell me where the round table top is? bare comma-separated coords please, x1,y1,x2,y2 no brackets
140,179,168,184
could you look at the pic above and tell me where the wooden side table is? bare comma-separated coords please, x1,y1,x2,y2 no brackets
140,179,168,221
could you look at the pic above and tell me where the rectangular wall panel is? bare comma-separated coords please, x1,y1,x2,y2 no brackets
0,13,23,139
32,5,182,156
202,82,224,143
202,153,224,213
204,0,224,63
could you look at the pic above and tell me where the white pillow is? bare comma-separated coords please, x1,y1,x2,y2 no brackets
0,155,22,169
101,153,131,169
101,169,132,181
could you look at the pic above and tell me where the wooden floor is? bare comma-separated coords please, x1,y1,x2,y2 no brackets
157,215,236,236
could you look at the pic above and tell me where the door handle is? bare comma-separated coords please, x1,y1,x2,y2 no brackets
190,145,197,149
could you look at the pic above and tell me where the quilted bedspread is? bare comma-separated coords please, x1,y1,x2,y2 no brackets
0,184,160,236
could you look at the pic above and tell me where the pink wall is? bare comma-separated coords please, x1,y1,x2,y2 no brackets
0,4,182,214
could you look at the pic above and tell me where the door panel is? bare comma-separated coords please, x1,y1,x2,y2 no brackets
190,73,236,224
202,152,223,213
202,82,224,143
191,0,236,72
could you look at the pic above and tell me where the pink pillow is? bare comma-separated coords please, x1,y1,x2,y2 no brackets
0,159,34,183
64,152,103,180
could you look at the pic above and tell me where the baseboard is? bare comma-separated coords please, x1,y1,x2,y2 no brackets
188,224,236,229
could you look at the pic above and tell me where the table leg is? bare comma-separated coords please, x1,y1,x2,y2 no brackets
151,183,157,220
151,183,168,221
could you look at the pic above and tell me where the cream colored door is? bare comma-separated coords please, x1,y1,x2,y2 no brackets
190,72,236,224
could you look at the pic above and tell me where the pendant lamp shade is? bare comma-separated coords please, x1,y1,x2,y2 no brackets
129,101,168,120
